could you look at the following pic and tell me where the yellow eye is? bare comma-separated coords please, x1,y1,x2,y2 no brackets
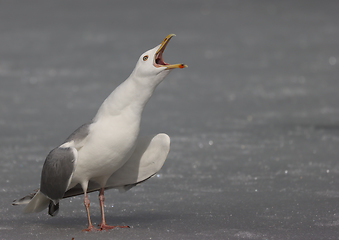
143,55,148,61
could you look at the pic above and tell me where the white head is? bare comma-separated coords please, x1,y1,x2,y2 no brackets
94,35,187,119
130,34,187,88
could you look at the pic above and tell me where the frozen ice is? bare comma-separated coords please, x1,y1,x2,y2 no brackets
1,1,339,239
329,57,337,66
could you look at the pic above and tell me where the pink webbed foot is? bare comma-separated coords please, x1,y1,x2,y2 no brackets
97,188,130,231
99,223,130,231
82,224,100,232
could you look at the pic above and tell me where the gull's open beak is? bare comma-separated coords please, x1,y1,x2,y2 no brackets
154,34,188,70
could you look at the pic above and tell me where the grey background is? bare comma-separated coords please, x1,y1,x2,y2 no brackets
1,1,339,239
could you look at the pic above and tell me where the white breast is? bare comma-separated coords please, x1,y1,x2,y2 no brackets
70,114,140,187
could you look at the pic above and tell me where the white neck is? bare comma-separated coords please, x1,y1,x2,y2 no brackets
93,75,158,122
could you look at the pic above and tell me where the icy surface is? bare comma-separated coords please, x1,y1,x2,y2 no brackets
1,1,339,239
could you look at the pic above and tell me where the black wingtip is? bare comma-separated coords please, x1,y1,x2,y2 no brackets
48,201,59,217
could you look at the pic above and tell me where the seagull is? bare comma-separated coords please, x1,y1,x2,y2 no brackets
12,34,187,231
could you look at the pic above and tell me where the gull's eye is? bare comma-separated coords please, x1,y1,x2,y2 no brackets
143,55,148,61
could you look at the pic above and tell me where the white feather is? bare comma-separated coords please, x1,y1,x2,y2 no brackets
22,190,50,213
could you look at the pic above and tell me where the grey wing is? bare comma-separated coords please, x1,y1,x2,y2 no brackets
39,122,91,201
12,123,91,215
40,147,77,202
64,122,92,144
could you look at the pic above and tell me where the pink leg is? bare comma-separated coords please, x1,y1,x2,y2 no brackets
98,188,129,230
82,192,99,232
